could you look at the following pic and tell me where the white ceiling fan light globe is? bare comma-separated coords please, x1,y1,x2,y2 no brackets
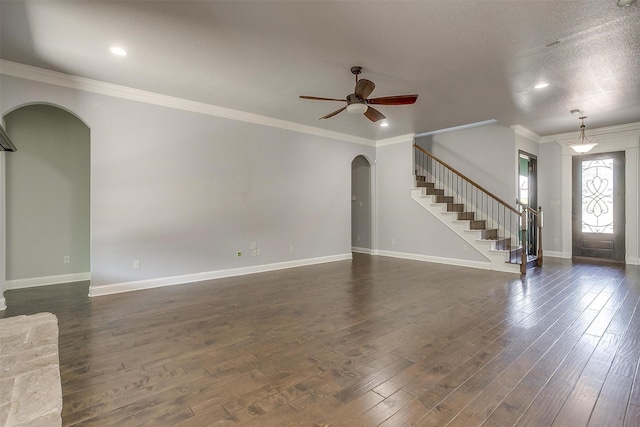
346,103,368,114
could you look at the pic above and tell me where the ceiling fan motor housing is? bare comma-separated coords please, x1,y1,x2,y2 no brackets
347,93,366,105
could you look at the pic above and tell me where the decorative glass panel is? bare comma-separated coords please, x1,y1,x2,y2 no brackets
519,175,529,205
582,158,614,234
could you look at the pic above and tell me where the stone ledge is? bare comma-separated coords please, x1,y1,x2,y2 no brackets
0,313,62,427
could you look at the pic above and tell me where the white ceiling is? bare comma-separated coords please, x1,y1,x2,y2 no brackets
1,1,639,141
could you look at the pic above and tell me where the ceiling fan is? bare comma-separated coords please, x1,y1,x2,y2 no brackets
300,66,418,122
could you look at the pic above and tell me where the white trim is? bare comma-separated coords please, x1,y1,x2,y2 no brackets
0,60,376,147
6,272,91,290
351,247,372,254
415,120,498,137
376,249,520,273
626,257,640,266
88,253,352,297
0,297,5,311
376,133,415,147
543,251,568,259
0,153,5,306
511,125,542,143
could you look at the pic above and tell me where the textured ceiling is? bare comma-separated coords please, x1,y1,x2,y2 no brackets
1,1,639,140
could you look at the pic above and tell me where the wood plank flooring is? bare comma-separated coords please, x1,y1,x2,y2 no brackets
2,254,639,426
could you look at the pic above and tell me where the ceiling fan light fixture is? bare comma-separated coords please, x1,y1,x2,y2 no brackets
346,103,368,115
567,116,598,153
109,46,128,56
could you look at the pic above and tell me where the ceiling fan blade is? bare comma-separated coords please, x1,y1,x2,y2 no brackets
355,79,375,99
300,96,347,102
364,106,386,122
367,94,419,105
320,106,347,120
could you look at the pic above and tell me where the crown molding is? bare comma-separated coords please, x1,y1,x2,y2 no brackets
0,60,377,147
540,121,640,144
375,133,415,147
511,125,541,143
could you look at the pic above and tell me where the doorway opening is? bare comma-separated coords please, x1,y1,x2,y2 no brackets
572,151,625,262
351,156,372,254
2,104,90,292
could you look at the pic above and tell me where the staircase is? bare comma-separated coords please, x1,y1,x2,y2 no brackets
413,145,542,274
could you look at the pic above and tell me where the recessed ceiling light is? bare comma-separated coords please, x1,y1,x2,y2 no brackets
380,121,389,127
109,46,128,56
534,82,550,89
617,0,636,7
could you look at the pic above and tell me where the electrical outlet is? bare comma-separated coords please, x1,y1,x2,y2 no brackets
250,242,257,250
256,248,261,256
357,236,360,241
289,245,294,252
133,260,141,269
463,244,468,252
63,255,70,264
392,239,396,245
252,249,257,257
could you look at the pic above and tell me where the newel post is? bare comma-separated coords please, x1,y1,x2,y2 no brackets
537,206,543,267
520,208,527,275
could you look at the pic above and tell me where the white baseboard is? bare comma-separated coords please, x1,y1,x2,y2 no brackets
6,272,91,290
625,257,640,266
543,251,567,259
89,253,353,297
0,296,6,311
351,247,372,255
375,249,496,271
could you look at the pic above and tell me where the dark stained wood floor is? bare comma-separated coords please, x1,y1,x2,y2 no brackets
2,254,640,426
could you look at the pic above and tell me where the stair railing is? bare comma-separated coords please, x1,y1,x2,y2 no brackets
414,144,542,273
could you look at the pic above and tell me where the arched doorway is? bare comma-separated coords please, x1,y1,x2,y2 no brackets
351,155,372,253
2,104,90,296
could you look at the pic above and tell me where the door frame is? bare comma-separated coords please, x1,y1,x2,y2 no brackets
518,151,538,256
571,151,625,261
559,130,639,264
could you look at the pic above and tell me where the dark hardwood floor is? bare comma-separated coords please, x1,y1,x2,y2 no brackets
2,254,639,426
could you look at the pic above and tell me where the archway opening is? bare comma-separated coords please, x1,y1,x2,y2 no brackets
351,155,372,253
3,104,90,294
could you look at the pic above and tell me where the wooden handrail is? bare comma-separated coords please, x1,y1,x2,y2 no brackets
414,144,519,214
516,200,538,215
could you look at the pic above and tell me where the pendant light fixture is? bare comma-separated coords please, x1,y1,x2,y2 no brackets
567,116,598,153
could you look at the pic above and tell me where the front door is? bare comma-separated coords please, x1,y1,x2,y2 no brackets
572,151,625,262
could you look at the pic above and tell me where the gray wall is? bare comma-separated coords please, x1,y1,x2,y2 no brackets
5,105,90,280
416,123,517,205
537,141,562,254
376,140,486,261
1,75,375,289
351,155,371,249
